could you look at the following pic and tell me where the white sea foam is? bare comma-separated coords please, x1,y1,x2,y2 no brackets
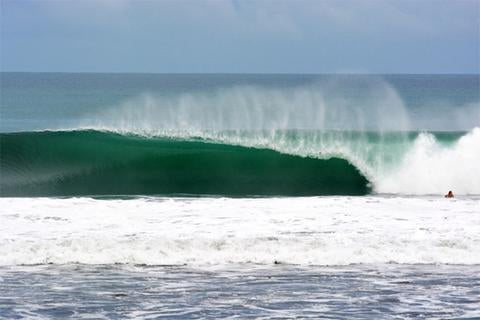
1,196,479,266
376,128,480,194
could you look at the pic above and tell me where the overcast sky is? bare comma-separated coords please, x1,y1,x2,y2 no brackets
1,0,479,73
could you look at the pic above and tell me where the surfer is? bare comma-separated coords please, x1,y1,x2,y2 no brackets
444,191,454,198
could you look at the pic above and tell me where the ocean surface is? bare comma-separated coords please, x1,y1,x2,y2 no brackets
1,73,479,319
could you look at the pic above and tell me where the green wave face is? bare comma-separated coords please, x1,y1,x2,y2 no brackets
0,130,370,197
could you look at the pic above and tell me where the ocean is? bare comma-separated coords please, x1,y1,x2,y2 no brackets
0,73,479,319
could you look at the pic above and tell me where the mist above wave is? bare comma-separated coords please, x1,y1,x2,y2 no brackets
84,76,411,132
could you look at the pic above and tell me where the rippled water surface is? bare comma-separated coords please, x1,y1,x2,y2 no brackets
1,264,479,319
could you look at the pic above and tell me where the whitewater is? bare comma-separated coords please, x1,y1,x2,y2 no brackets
1,196,479,266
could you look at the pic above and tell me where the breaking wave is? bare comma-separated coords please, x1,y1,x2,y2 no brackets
1,128,479,196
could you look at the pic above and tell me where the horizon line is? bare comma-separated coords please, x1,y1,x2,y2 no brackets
1,71,479,76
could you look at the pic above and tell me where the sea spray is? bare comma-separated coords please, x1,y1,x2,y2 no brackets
84,76,411,131
377,128,480,194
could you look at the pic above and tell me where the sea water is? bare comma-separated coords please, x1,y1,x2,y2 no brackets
0,196,479,319
1,73,479,318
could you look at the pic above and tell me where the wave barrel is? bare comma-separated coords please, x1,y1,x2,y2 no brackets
0,130,370,197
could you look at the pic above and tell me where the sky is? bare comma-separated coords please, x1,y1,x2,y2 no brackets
1,0,479,73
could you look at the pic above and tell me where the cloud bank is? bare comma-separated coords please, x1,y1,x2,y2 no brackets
1,0,478,73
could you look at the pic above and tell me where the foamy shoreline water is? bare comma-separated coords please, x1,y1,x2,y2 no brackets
1,196,478,266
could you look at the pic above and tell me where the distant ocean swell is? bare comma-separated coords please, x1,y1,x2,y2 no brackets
1,128,479,196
